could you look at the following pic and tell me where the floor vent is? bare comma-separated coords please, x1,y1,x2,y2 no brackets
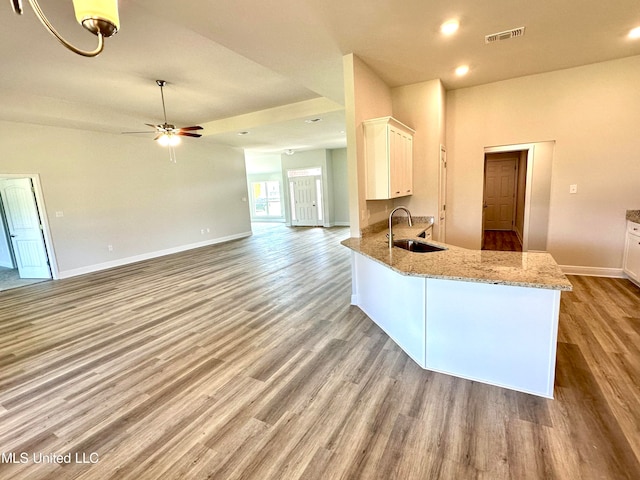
485,27,526,44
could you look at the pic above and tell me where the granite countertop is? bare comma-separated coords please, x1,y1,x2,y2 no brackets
341,222,573,291
627,210,640,223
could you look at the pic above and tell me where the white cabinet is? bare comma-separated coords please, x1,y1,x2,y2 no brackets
623,221,640,284
350,250,562,398
363,116,415,200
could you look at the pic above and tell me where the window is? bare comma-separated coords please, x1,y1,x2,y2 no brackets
251,181,282,217
287,167,322,178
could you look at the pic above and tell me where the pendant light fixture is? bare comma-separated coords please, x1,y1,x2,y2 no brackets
10,0,120,57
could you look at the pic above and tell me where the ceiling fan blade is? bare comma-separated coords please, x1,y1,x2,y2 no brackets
154,133,163,141
179,126,203,131
121,131,155,134
178,132,202,138
145,123,160,129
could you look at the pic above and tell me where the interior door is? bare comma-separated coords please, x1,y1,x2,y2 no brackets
290,176,319,226
0,178,52,279
438,145,447,242
483,159,517,231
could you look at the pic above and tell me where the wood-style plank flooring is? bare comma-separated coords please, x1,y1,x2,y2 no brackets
482,230,523,252
0,223,639,479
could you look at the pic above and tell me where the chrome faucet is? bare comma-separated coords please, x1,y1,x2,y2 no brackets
388,206,413,248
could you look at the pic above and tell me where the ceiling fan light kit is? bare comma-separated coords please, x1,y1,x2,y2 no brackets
10,0,119,57
157,133,181,147
122,80,203,163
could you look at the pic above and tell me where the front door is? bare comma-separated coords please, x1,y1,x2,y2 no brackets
290,175,321,227
483,159,517,231
0,178,52,279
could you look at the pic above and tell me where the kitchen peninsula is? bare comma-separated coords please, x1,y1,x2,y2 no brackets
342,221,572,398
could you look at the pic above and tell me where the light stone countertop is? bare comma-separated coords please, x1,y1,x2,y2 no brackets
341,223,573,291
627,210,640,223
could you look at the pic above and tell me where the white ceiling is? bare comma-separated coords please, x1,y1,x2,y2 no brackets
1,1,639,156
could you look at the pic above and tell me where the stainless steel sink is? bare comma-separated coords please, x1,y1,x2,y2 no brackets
393,239,447,253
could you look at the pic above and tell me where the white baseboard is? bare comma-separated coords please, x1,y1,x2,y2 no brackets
58,231,253,279
560,265,625,278
333,222,350,227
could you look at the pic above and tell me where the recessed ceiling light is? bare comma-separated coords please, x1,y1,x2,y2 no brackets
284,149,295,155
629,26,640,39
237,131,250,135
455,65,469,76
441,20,459,36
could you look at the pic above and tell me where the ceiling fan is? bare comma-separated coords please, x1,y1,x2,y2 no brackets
123,80,203,163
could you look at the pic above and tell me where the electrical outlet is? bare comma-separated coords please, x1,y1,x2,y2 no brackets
200,229,205,235
108,244,113,252
569,184,578,194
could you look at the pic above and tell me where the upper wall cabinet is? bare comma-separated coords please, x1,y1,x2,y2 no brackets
363,116,415,200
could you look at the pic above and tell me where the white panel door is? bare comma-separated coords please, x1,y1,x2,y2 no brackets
484,159,516,231
0,179,51,279
290,176,319,226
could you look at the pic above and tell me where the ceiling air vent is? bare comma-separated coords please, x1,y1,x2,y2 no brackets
485,26,526,44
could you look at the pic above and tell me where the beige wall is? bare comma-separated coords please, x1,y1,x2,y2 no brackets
344,54,445,235
343,53,393,236
446,55,640,269
391,79,445,236
515,150,527,241
1,121,251,276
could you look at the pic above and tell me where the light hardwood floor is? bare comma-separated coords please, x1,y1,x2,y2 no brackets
482,230,523,252
0,223,639,479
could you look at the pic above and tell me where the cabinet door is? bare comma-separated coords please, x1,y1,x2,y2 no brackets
402,133,413,195
389,127,413,198
363,117,414,200
388,127,400,197
624,233,640,282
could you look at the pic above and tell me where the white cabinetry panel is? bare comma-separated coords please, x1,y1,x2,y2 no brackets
363,117,414,200
623,221,640,284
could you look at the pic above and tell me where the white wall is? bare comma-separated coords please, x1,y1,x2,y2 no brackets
446,55,640,270
0,121,251,277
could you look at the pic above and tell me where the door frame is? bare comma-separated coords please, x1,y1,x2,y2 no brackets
484,144,534,251
438,144,447,242
0,173,59,279
285,167,326,227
